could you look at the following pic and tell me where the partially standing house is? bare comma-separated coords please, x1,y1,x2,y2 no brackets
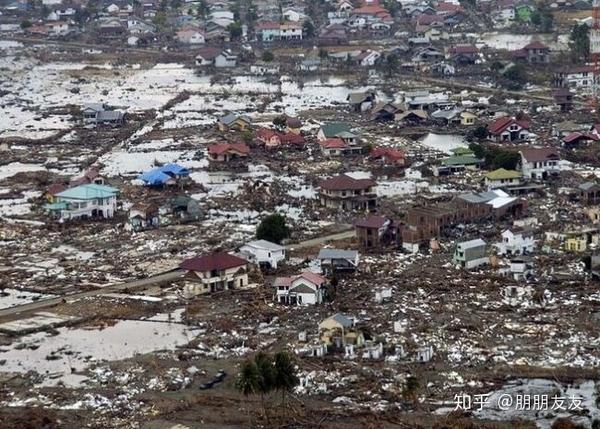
519,147,562,180
128,202,160,231
488,116,531,142
580,182,600,205
45,184,119,221
485,168,522,189
495,228,535,256
318,174,377,211
274,272,327,305
453,238,489,269
218,113,252,132
354,215,400,249
239,239,286,269
208,142,250,163
318,248,359,274
180,252,249,296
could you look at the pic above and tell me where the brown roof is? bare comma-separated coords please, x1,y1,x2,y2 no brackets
354,215,388,229
319,174,376,191
208,142,250,155
180,252,247,272
519,147,560,162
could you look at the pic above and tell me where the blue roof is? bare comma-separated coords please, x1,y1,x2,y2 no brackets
56,184,119,200
139,169,173,185
160,163,189,176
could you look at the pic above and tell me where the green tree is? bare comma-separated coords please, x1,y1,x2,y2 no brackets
491,150,520,170
242,129,253,143
531,5,553,32
318,48,328,60
153,11,167,27
571,23,590,61
502,63,527,89
302,20,315,38
228,21,243,40
254,352,275,420
383,53,399,77
20,20,32,29
262,50,274,62
196,0,209,18
273,351,299,407
236,359,261,397
402,376,420,404
273,115,286,129
256,214,290,244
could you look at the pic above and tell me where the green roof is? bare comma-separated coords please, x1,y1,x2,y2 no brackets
441,155,482,166
56,184,119,200
485,168,522,180
451,147,474,156
320,122,352,138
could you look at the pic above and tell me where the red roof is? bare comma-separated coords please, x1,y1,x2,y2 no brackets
256,21,280,30
371,147,405,161
417,14,443,25
319,173,376,191
280,133,305,145
488,116,530,135
319,138,347,149
47,183,67,195
180,252,248,272
208,142,250,155
436,2,463,13
563,132,598,143
295,271,326,286
449,44,478,55
519,147,560,162
523,41,549,51
257,127,280,141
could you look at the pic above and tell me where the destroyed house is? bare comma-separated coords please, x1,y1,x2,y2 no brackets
180,252,248,295
354,215,400,249
318,248,359,274
318,174,377,211
128,202,160,231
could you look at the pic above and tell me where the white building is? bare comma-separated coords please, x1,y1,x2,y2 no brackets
46,184,119,220
495,229,535,256
215,51,237,68
519,147,562,180
239,239,286,269
274,272,327,306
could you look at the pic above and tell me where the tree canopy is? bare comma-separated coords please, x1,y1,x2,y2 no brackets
256,214,290,244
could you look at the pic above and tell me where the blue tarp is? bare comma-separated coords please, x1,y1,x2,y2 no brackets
139,169,173,186
160,163,189,176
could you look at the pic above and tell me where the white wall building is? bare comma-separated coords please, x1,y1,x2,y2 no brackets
240,239,286,269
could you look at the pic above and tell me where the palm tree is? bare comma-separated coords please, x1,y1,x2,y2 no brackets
236,359,260,397
273,351,299,409
254,352,275,420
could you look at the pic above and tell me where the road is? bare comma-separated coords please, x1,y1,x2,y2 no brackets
285,227,355,250
0,269,184,319
0,228,356,319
